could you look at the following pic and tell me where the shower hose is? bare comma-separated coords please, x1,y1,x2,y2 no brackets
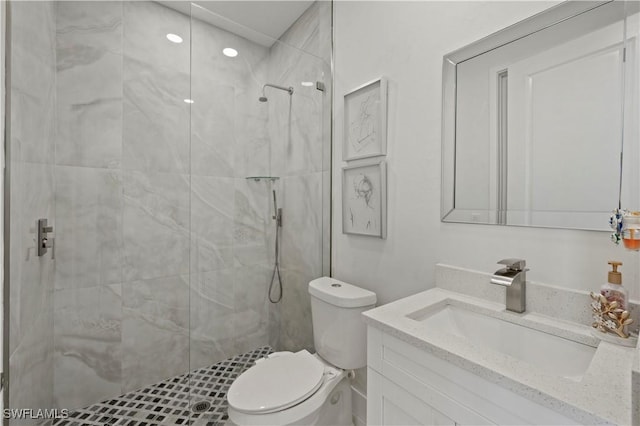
269,196,283,303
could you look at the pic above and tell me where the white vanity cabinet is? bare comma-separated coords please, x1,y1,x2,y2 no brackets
366,327,580,426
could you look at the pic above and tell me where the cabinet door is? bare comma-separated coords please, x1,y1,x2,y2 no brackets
368,328,581,426
368,369,456,426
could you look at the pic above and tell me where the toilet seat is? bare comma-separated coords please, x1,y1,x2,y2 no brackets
227,350,325,415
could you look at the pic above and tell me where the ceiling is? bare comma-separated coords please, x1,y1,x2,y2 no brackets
159,1,314,47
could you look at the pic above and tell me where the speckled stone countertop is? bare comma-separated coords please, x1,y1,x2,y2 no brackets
363,264,638,426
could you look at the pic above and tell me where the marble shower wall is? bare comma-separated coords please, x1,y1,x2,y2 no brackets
54,3,125,407
51,1,274,410
267,1,332,353
114,3,191,393
8,1,57,421
8,0,331,412
53,1,122,408
52,1,193,408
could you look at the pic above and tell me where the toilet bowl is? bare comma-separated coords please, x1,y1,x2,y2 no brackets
226,277,377,426
227,351,351,425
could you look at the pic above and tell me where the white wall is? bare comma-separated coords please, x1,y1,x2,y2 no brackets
332,1,640,306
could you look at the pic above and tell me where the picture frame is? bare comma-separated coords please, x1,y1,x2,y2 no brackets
342,159,387,238
343,77,387,161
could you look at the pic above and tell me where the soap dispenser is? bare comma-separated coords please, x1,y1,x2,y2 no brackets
601,261,627,310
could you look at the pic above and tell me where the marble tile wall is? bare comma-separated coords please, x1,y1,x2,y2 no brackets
53,284,122,408
119,1,193,396
8,1,57,421
121,275,189,392
122,1,190,175
266,1,332,353
53,0,195,405
54,166,123,290
53,1,124,409
50,0,281,410
8,0,332,413
55,1,122,169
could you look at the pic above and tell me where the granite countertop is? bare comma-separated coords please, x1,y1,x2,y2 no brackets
363,266,638,426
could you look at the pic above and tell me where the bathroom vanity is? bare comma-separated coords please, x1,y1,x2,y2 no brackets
363,265,639,425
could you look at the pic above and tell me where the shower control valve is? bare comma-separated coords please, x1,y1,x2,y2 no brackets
37,218,55,258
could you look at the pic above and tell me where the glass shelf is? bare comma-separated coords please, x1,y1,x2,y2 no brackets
245,176,280,182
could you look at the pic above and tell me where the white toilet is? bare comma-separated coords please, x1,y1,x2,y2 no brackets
227,277,377,425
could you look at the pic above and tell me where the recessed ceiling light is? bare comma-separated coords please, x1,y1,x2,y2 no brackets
223,47,238,58
184,99,194,104
301,81,314,87
166,33,183,44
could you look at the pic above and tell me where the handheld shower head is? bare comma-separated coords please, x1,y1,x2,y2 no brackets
259,83,293,103
272,190,282,227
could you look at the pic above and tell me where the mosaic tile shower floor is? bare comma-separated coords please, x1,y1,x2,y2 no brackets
51,346,273,426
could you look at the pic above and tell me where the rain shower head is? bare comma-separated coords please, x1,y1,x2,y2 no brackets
259,83,293,102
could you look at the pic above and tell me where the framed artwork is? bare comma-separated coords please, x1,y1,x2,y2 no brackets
342,159,387,238
343,77,387,161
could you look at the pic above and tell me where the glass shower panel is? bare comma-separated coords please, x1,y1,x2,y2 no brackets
265,4,333,354
7,0,56,416
5,0,330,422
7,1,193,421
188,8,272,370
52,1,125,411
187,3,331,421
119,0,191,396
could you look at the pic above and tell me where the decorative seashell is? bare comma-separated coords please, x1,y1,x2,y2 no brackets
621,311,630,320
605,319,617,329
623,318,634,325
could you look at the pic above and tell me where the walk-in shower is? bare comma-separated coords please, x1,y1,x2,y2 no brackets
3,1,331,424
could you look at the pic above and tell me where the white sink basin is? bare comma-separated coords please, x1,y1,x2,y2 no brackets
409,304,597,381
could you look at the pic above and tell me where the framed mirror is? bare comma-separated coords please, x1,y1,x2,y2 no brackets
441,0,639,230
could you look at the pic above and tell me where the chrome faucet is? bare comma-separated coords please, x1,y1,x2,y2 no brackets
490,258,528,313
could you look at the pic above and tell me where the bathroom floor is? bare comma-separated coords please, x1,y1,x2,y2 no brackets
50,346,273,426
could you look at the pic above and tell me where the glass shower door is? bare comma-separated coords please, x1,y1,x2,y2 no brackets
3,0,331,423
6,0,57,418
6,1,194,423
187,2,332,423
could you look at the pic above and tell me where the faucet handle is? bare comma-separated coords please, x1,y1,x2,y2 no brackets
497,258,526,271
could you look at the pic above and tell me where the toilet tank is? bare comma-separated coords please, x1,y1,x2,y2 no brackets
308,277,377,370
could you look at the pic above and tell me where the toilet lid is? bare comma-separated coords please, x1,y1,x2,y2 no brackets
227,350,325,414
